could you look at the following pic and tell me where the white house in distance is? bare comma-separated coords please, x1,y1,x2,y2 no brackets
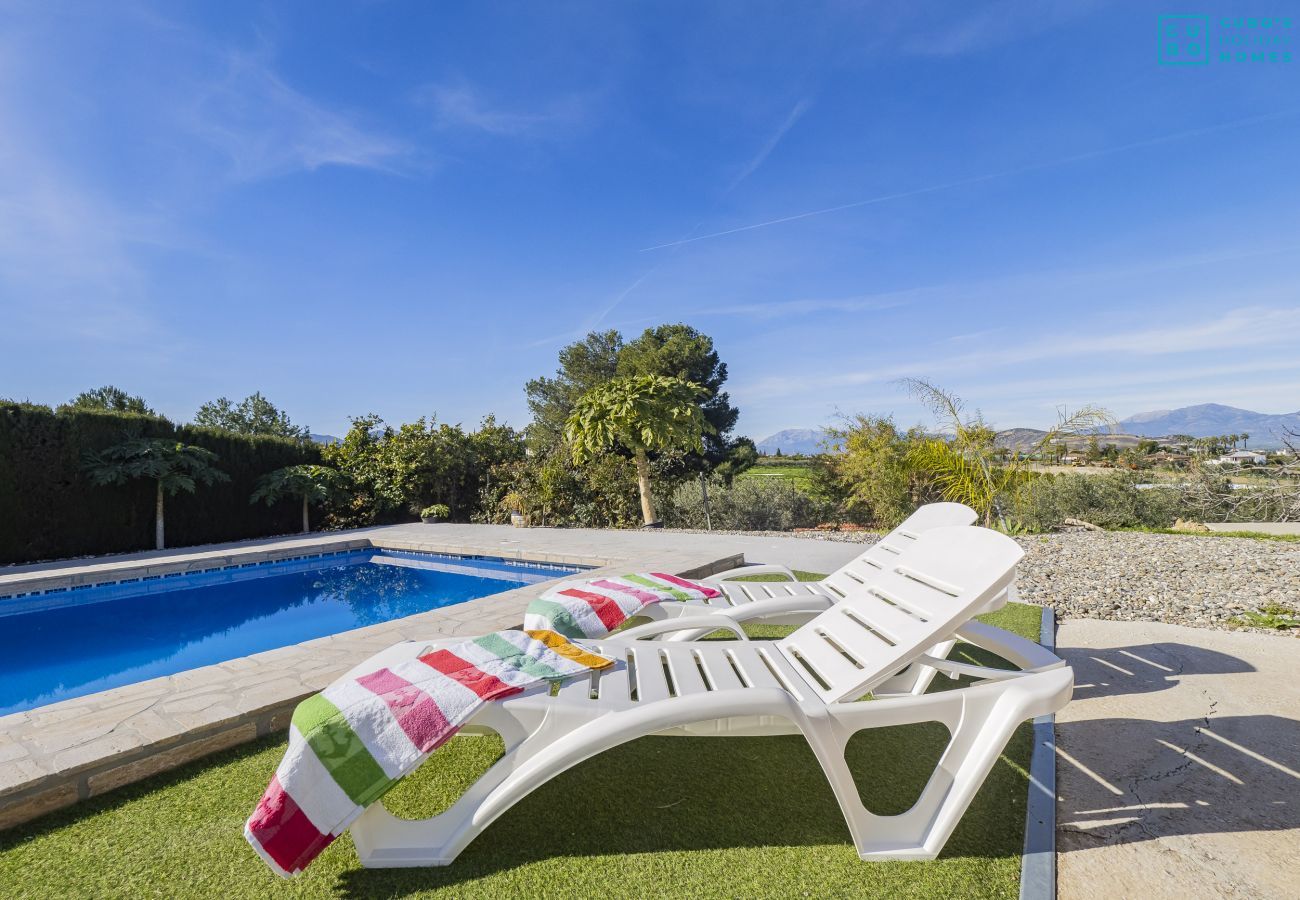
1208,449,1267,466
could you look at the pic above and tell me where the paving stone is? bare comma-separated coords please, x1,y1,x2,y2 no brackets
0,781,78,831
51,730,147,773
0,524,747,829
86,724,258,797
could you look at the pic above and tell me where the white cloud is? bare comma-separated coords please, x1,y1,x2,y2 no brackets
185,51,411,181
729,97,812,189
734,305,1300,402
419,81,590,138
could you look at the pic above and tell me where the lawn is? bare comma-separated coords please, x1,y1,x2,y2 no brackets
0,579,1044,900
738,464,816,487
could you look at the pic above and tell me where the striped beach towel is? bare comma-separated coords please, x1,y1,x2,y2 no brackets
245,629,612,877
523,572,722,639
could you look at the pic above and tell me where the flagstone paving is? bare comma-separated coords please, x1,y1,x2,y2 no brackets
5,524,849,830
1054,619,1300,900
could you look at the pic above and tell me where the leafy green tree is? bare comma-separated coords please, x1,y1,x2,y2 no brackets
62,386,155,415
566,375,708,525
524,330,623,450
819,414,935,527
83,438,228,549
321,414,524,527
617,323,741,466
193,392,308,439
712,436,759,486
901,378,1112,527
250,464,345,533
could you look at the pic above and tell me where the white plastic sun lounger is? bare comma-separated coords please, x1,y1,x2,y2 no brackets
345,525,1072,867
624,502,981,645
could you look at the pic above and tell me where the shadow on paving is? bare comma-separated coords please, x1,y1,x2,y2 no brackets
1065,642,1253,699
1056,640,1296,852
1056,713,1299,849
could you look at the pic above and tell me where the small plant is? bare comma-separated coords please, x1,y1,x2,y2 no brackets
1230,604,1299,631
420,503,450,522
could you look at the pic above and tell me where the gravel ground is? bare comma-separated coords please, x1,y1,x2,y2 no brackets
667,528,1300,634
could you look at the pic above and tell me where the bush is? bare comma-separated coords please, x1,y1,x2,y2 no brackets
657,477,837,531
1010,472,1186,531
0,402,319,565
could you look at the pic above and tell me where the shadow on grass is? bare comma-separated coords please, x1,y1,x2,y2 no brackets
337,721,1033,899
0,611,1043,899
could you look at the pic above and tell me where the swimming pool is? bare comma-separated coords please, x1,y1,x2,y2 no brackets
0,550,585,716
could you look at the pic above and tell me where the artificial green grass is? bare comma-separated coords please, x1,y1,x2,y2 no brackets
0,577,1045,900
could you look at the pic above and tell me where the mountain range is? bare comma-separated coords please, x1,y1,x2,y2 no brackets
755,428,828,455
756,404,1299,454
1115,404,1299,445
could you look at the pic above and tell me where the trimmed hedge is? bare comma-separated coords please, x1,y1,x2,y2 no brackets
0,403,320,565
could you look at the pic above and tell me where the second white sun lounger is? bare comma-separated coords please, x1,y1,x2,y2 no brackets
344,525,1071,867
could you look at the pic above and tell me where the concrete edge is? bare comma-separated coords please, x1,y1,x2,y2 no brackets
0,547,741,831
1019,606,1057,900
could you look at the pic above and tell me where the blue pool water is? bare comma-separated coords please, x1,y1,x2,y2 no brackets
0,550,582,716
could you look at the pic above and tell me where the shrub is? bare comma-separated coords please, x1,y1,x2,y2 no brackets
420,504,450,520
1010,472,1185,531
657,477,837,531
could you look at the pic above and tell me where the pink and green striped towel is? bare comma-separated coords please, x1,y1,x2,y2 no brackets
523,572,722,639
244,629,612,877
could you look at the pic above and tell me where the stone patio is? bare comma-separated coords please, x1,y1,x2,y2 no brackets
1054,619,1300,899
2,524,826,830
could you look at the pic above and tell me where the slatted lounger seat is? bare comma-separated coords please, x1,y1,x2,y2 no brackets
341,525,1072,867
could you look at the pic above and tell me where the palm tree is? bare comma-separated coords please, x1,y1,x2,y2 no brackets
251,464,345,532
901,378,1113,527
565,375,708,526
84,438,228,549
1241,432,1250,449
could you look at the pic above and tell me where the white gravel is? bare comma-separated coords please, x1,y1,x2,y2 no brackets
668,528,1300,634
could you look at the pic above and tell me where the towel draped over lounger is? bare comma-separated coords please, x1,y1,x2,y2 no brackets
245,629,612,877
522,572,722,639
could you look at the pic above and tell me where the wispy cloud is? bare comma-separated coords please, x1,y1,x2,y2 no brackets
737,305,1300,401
899,1,1105,58
696,291,913,321
419,81,590,138
186,51,411,181
641,110,1300,252
728,97,812,190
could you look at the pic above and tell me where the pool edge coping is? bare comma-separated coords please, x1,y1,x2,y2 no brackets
0,537,742,831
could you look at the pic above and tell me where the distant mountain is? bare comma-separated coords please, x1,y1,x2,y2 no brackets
309,433,340,445
756,428,828,456
1117,404,1299,448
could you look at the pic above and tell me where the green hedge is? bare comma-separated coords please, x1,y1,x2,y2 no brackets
0,403,320,565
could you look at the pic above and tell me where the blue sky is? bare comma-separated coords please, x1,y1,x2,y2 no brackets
2,1,1298,440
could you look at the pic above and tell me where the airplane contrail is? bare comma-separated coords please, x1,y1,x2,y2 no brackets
639,109,1299,252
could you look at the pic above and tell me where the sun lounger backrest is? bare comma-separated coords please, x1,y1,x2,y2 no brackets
818,502,978,603
777,526,1023,703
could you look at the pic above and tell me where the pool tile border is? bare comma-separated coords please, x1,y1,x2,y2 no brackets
0,532,741,831
0,546,588,616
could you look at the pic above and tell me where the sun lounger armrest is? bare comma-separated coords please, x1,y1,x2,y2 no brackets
617,616,750,641
951,620,1066,673
705,564,798,582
